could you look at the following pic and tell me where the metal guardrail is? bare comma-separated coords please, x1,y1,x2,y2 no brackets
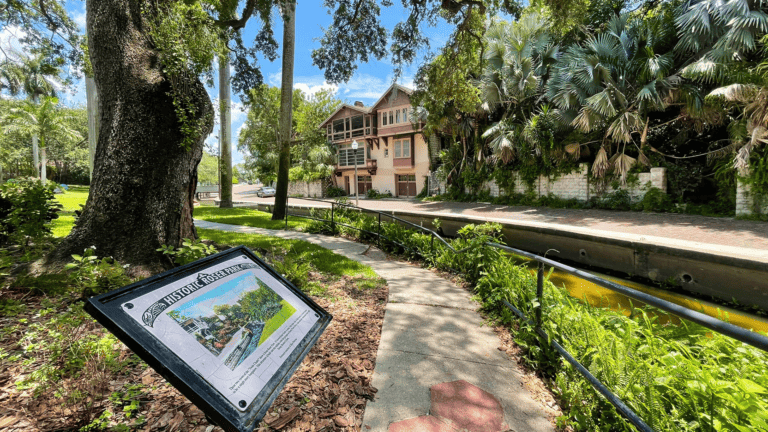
277,197,768,432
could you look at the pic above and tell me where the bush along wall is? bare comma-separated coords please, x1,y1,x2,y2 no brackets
305,207,768,431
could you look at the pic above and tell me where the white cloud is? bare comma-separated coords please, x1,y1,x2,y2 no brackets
231,100,247,123
294,81,338,97
73,11,87,32
269,71,414,105
0,25,28,58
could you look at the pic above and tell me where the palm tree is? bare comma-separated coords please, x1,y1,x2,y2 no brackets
546,11,685,182
2,54,63,179
675,0,768,175
2,97,82,184
0,60,24,95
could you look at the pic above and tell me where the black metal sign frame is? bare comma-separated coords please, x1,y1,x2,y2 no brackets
85,246,332,432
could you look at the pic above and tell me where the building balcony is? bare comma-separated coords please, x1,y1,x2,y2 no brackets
335,159,377,175
327,127,378,143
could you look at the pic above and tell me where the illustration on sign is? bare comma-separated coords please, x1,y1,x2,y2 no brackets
120,253,319,411
165,273,296,370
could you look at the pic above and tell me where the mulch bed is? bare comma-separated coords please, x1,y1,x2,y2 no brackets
0,271,387,432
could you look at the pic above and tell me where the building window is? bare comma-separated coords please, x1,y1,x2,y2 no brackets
402,108,408,122
389,111,393,124
385,148,389,157
394,139,410,158
395,110,400,124
338,143,365,166
382,112,387,126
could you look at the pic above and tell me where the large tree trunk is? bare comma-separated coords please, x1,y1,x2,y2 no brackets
218,55,233,208
51,0,213,274
272,0,296,221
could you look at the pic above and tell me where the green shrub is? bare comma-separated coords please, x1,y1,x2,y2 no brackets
639,187,675,213
65,247,132,297
157,238,218,266
325,186,346,198
0,178,61,247
366,189,393,199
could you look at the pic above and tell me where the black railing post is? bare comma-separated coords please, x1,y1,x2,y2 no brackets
330,203,334,234
285,204,288,230
378,213,381,248
536,262,544,330
431,234,435,252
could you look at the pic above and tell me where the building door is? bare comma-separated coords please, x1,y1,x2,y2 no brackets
344,176,350,195
357,175,373,195
396,174,417,197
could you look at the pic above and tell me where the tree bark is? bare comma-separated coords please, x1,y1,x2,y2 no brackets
219,55,233,208
41,145,47,184
50,0,213,273
32,95,40,179
272,0,296,221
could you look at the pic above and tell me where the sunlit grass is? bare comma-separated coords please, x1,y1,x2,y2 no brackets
197,228,378,279
49,186,89,238
54,186,89,212
51,215,75,238
194,205,310,231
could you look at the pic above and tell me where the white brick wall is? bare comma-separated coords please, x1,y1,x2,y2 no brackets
287,180,324,197
736,176,768,216
480,164,668,203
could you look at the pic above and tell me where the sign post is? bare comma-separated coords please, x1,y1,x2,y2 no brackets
85,246,332,432
352,140,359,206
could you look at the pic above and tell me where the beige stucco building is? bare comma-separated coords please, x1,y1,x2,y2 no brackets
319,84,431,197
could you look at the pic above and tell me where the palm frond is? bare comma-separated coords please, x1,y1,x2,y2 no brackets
707,83,758,103
592,146,610,178
607,112,643,144
613,152,637,184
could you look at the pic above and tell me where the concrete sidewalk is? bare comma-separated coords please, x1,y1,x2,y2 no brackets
195,219,553,431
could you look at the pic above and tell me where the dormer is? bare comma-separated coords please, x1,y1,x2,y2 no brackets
371,84,421,137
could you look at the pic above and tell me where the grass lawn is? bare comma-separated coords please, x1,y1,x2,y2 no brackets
50,185,90,238
194,205,311,231
198,228,378,280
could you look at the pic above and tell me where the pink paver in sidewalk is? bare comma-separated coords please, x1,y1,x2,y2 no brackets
388,380,509,432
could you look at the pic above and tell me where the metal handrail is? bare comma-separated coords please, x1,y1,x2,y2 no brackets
276,197,768,432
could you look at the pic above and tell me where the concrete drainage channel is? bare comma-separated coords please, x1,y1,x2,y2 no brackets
239,201,768,313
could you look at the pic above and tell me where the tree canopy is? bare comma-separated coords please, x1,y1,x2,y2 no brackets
238,85,341,185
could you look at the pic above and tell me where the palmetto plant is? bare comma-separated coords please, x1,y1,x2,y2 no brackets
676,0,768,175
547,11,683,182
479,14,560,165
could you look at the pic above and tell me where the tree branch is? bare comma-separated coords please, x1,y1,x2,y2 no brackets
215,0,257,30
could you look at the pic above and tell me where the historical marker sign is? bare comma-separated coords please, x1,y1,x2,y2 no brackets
85,246,332,432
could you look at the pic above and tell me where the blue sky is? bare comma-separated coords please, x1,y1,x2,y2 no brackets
1,1,457,166
171,272,263,320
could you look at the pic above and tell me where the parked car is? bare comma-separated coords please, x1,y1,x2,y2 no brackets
256,186,276,198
